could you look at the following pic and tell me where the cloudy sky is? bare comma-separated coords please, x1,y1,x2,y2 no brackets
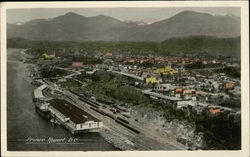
7,7,240,24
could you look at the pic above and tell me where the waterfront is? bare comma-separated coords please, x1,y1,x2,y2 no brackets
7,48,118,151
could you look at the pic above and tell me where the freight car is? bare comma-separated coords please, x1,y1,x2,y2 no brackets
122,114,130,119
117,117,129,124
115,120,140,134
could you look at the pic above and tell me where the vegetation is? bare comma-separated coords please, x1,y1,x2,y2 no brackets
185,61,206,69
76,70,241,150
80,70,151,106
161,36,240,57
40,67,70,78
60,79,82,89
216,66,241,78
152,99,241,150
7,36,240,57
219,99,241,109
194,111,241,150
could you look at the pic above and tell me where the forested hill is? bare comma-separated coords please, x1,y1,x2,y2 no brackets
7,36,240,57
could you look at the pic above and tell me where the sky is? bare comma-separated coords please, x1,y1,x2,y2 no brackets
7,7,240,24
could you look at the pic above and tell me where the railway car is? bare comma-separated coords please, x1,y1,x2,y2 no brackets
117,117,129,124
115,120,140,134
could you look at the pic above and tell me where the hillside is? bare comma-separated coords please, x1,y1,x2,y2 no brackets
7,36,240,57
7,11,240,42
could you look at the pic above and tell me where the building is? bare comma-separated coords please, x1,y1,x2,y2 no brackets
154,83,176,91
145,77,158,84
154,66,177,75
49,99,102,134
183,89,195,94
41,53,55,60
175,87,184,93
209,108,221,114
72,62,83,67
225,82,235,90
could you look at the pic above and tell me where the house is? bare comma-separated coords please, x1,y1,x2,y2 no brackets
183,89,195,94
225,82,235,90
209,108,221,114
41,53,55,60
176,100,196,109
154,66,177,75
72,62,83,67
175,87,184,93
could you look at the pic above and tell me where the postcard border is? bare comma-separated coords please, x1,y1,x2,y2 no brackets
1,1,249,157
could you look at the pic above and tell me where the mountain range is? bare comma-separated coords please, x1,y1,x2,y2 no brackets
7,11,240,42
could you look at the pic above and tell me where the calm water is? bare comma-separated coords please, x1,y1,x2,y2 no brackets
7,48,118,151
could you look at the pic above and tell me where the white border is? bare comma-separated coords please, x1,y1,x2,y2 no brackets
1,1,249,157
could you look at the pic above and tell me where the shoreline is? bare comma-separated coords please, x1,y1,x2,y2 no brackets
7,48,118,151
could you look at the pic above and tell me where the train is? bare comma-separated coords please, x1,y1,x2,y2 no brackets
71,91,140,134
117,117,129,124
90,106,116,119
115,119,140,134
78,97,100,109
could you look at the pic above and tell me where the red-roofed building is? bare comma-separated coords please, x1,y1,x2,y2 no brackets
209,108,221,114
72,62,83,67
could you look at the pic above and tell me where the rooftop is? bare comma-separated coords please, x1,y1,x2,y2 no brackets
49,99,100,124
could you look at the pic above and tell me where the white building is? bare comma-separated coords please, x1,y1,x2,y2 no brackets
177,100,197,109
154,83,176,91
49,99,102,133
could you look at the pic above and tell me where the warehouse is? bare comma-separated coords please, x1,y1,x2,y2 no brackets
49,99,102,133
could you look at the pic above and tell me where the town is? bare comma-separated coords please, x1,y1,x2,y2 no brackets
23,45,241,150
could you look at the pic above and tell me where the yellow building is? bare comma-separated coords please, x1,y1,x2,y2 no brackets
42,53,55,60
145,77,158,84
154,66,177,75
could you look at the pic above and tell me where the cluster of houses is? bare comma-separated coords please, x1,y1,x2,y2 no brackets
121,56,202,65
42,51,239,116
98,60,240,115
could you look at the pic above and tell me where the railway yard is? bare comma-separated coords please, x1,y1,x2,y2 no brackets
32,77,186,150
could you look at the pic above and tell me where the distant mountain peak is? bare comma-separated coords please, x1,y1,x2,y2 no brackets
175,10,212,17
65,12,80,16
88,14,123,23
91,14,117,20
58,12,86,19
179,10,197,14
95,14,107,17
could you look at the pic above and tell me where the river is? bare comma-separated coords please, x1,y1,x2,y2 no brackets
7,48,118,151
